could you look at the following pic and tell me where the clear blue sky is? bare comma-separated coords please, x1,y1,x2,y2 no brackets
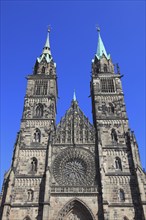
0,1,145,188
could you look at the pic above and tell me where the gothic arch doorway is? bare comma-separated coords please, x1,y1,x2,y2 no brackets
57,199,95,220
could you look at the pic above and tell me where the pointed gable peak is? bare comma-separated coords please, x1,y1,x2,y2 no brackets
54,101,95,144
96,27,110,60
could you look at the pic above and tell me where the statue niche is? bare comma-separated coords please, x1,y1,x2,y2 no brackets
111,128,118,142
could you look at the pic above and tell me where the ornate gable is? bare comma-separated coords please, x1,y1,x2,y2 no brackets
53,100,95,144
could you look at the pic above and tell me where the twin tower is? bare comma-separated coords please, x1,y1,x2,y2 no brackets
0,29,146,220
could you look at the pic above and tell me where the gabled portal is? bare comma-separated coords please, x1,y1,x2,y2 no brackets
57,199,95,220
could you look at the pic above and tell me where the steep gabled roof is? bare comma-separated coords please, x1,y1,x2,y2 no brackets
54,100,95,144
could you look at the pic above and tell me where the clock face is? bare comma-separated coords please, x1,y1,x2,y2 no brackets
53,148,95,186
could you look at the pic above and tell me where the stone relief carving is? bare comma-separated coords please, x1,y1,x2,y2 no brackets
23,100,33,119
43,102,55,118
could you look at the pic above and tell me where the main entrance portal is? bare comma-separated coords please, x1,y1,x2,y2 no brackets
57,199,94,220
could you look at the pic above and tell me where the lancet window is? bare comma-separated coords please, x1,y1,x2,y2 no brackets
33,128,41,142
109,103,114,114
42,66,45,73
30,157,37,172
35,104,43,118
49,68,53,75
104,64,108,72
119,189,125,202
115,157,122,170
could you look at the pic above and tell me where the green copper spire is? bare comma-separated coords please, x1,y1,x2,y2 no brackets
73,90,76,101
96,27,110,60
37,27,52,63
44,31,50,48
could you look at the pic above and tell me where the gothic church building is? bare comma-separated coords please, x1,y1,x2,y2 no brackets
0,29,146,220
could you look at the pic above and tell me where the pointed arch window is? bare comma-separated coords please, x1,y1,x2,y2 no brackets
49,68,53,75
109,103,114,114
115,157,122,170
31,157,37,172
33,128,41,143
27,189,33,201
42,66,45,73
119,189,125,202
111,128,118,142
104,64,108,72
35,104,43,118
23,216,31,220
123,217,129,220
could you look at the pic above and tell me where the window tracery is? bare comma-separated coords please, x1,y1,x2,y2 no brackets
53,104,95,144
101,78,115,92
57,199,94,220
35,104,43,118
34,80,48,95
33,128,41,142
53,148,95,186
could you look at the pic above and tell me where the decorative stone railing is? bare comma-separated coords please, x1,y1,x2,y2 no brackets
51,186,98,194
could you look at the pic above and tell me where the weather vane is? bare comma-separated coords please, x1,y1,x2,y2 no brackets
96,24,100,32
47,25,51,33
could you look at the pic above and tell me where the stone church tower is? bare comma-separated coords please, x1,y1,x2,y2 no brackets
0,28,146,220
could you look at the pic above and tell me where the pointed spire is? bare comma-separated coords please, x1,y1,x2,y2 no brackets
96,27,110,60
37,27,53,63
73,90,76,101
44,28,50,48
42,27,51,54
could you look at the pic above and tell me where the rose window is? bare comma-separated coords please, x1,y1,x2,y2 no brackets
53,148,95,186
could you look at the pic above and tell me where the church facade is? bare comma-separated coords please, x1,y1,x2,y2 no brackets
0,29,146,220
